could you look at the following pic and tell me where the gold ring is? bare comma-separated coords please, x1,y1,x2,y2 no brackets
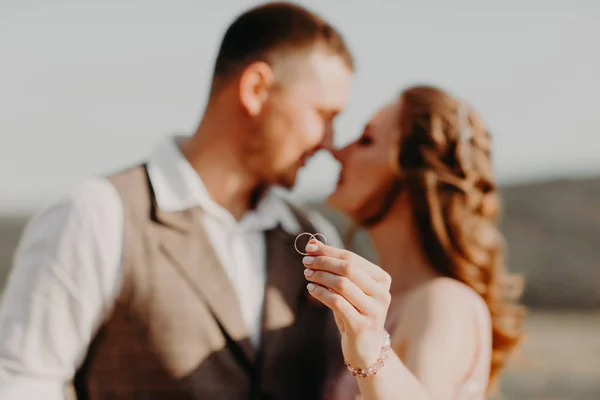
293,232,328,255
312,233,328,246
294,232,316,256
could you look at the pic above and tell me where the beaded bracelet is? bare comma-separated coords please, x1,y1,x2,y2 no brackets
344,332,391,378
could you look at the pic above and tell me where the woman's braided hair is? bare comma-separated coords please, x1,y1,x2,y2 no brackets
396,85,525,390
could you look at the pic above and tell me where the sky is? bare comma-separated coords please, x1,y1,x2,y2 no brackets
1,0,599,213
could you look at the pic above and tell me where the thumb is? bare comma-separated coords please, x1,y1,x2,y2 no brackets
334,312,346,334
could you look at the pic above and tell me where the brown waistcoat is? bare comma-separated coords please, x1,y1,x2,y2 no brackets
69,165,343,400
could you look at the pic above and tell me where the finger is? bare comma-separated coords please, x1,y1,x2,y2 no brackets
305,239,348,260
304,269,378,315
305,240,391,284
303,255,382,298
307,283,362,326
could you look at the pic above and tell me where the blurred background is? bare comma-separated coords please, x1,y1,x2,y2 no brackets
1,1,599,399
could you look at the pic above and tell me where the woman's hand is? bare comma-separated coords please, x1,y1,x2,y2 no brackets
302,239,392,369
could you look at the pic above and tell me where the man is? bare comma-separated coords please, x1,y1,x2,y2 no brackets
0,2,354,399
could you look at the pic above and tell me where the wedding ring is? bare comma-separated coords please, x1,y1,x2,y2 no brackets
294,232,328,255
294,232,315,256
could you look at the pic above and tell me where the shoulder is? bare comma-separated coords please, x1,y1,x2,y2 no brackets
392,278,492,398
9,177,126,310
67,177,122,214
400,277,491,338
18,178,123,251
40,177,121,221
409,277,487,313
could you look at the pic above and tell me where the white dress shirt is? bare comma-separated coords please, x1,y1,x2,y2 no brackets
0,136,342,400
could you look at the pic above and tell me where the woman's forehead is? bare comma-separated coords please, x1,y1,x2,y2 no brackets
369,100,402,141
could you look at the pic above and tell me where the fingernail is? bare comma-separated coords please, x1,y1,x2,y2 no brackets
307,283,316,292
304,268,314,277
303,256,314,265
305,243,318,252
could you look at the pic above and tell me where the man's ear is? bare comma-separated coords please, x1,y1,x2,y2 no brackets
239,61,275,116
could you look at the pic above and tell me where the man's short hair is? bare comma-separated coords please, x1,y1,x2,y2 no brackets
211,2,353,92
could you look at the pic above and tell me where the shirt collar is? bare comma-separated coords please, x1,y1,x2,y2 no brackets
146,135,302,234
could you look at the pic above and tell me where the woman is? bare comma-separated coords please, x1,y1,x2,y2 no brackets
301,85,525,399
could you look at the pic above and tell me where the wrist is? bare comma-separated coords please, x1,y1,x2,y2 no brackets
344,331,391,378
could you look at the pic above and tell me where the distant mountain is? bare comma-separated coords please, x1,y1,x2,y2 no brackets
0,215,25,290
499,177,600,308
1,176,599,309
